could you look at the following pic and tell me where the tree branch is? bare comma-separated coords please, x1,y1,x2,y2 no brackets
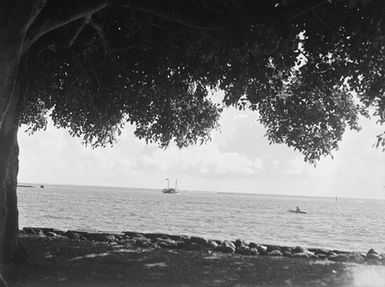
4,0,47,42
288,0,330,21
0,271,7,287
312,9,333,33
89,17,111,53
23,0,110,53
122,0,331,30
68,16,91,47
111,45,135,53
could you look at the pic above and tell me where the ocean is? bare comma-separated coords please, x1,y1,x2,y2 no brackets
18,184,385,253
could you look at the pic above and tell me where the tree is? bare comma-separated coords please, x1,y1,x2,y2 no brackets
0,0,384,264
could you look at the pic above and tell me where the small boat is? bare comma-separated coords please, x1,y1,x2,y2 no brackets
162,178,179,194
162,188,178,194
288,209,307,214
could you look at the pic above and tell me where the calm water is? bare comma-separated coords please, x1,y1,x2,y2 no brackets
18,184,385,252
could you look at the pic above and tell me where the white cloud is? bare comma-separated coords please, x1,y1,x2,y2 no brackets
285,157,307,175
137,143,264,178
233,113,249,120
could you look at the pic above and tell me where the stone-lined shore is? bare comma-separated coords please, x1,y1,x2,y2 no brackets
21,227,385,265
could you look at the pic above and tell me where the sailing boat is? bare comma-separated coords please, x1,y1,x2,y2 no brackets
162,178,179,194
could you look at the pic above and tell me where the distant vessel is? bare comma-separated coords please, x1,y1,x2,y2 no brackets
288,209,307,214
162,178,179,194
288,207,307,214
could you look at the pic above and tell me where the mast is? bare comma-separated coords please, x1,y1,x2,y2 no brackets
175,179,178,190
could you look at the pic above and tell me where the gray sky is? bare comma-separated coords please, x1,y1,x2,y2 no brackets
18,106,385,199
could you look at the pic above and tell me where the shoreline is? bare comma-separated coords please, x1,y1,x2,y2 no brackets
20,227,385,265
1,227,384,286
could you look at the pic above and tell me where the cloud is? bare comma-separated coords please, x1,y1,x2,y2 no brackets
233,113,249,121
285,157,308,175
137,143,264,178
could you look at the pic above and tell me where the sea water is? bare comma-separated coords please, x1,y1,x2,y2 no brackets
18,184,385,253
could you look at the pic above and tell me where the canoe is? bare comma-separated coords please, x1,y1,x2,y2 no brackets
288,209,307,214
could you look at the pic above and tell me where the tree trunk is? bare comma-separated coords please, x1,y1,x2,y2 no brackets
0,0,50,266
0,124,21,264
0,36,25,265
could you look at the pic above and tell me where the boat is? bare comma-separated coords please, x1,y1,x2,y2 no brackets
162,178,179,194
162,188,178,194
288,209,307,214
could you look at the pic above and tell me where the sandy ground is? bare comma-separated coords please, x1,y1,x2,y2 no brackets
1,235,373,287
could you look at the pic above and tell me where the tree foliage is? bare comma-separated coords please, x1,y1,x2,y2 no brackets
20,0,385,163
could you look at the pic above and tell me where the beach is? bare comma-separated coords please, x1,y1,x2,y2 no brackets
2,228,385,286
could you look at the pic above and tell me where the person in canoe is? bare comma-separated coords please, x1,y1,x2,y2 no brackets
288,207,306,214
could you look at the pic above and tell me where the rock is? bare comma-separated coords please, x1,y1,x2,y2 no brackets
183,242,201,251
234,239,247,248
257,245,268,255
268,250,283,256
316,254,328,260
306,251,316,259
135,238,152,248
348,253,365,263
36,229,45,237
46,231,65,238
266,245,282,253
157,238,184,249
214,246,234,253
308,248,330,256
366,249,382,261
328,254,349,262
188,236,207,246
86,233,116,242
249,242,257,249
131,234,147,242
123,231,145,238
64,231,81,241
175,240,186,249
36,228,65,236
207,240,219,249
367,248,378,255
144,233,170,240
22,227,42,235
157,238,179,249
223,240,236,250
167,234,187,241
121,238,137,245
293,246,305,253
282,250,292,257
366,253,382,261
281,246,293,253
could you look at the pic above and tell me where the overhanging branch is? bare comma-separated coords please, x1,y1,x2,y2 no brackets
89,17,111,53
23,0,110,53
4,0,47,42
68,16,91,47
122,0,330,30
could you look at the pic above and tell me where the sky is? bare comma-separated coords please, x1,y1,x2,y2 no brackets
18,104,385,200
